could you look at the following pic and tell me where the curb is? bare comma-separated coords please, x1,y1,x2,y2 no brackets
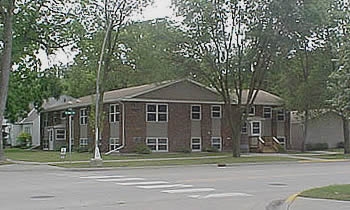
284,192,300,210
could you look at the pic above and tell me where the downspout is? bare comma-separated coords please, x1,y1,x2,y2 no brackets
105,101,125,155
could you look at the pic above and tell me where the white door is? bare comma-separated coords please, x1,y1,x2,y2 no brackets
48,129,54,150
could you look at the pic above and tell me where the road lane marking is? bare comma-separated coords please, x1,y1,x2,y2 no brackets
80,175,124,179
199,192,253,199
162,188,215,194
116,181,169,186
97,178,145,182
138,184,193,189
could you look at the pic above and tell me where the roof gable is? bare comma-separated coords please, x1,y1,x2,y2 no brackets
132,79,222,102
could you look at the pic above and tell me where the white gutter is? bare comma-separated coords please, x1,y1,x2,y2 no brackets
105,101,125,155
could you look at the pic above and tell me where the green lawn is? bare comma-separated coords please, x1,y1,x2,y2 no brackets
4,148,298,168
300,184,350,201
309,154,350,159
4,148,229,162
53,156,296,168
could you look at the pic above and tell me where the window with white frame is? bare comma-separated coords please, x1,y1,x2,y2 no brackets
249,106,255,116
109,138,120,151
110,104,120,123
43,113,48,127
263,107,272,118
60,111,66,120
56,129,66,140
251,121,261,136
191,105,201,120
277,109,285,121
211,137,222,151
191,137,201,152
146,138,168,152
277,136,286,146
211,105,221,118
79,138,88,147
80,108,88,125
146,104,168,122
241,122,248,134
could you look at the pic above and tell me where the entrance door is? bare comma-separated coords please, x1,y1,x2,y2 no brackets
48,129,54,150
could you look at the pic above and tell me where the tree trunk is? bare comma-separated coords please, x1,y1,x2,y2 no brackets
301,109,309,152
0,0,14,161
225,104,241,157
342,116,350,155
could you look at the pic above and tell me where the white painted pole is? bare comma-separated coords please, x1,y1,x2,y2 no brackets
69,114,72,162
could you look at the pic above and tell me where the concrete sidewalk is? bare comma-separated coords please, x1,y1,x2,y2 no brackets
288,197,350,210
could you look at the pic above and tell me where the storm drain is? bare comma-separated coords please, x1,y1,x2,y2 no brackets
30,195,55,200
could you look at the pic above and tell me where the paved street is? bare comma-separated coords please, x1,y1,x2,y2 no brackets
1,161,350,210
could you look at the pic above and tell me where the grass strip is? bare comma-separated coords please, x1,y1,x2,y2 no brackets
52,156,296,168
300,184,350,201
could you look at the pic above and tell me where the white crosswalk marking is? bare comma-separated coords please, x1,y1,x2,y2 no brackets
193,192,253,199
80,175,124,179
97,178,145,182
137,184,193,189
116,181,169,186
162,188,215,194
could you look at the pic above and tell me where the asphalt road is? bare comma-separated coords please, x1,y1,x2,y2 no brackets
1,161,350,210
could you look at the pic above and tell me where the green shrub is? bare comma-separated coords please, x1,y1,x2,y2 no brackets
276,144,287,153
306,143,329,151
204,146,219,153
16,132,32,148
337,142,344,148
177,147,192,153
135,143,151,154
76,147,89,153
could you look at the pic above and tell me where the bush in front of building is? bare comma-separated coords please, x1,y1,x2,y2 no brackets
204,146,219,153
337,142,344,148
16,132,32,148
135,143,151,154
305,143,329,151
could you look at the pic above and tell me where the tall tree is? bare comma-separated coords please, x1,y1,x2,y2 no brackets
0,0,14,161
172,0,281,157
70,0,152,157
264,0,333,151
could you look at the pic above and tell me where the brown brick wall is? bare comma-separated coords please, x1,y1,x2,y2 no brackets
168,103,191,152
201,104,212,151
122,102,146,152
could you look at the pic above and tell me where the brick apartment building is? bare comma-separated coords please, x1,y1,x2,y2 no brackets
40,79,290,153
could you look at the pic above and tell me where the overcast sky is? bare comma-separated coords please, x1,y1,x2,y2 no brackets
40,0,174,69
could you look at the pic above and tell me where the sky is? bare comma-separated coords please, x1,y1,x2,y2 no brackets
39,0,174,69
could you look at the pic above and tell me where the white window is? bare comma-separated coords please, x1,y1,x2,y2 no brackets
146,138,168,152
211,105,221,118
277,136,286,146
79,138,88,147
241,122,248,134
110,104,120,123
211,137,222,151
146,104,168,122
263,107,272,118
251,121,261,136
109,138,120,151
191,137,201,152
24,127,31,135
191,105,201,120
277,109,285,121
80,108,88,125
60,111,66,120
249,106,255,116
43,113,48,127
56,129,66,140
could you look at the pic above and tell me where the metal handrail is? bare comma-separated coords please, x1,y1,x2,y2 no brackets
258,137,265,144
273,137,281,145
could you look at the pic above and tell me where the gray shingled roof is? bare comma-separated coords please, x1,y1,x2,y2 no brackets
45,80,284,112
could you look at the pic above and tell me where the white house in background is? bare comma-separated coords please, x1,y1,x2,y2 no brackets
290,110,349,150
11,95,75,147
